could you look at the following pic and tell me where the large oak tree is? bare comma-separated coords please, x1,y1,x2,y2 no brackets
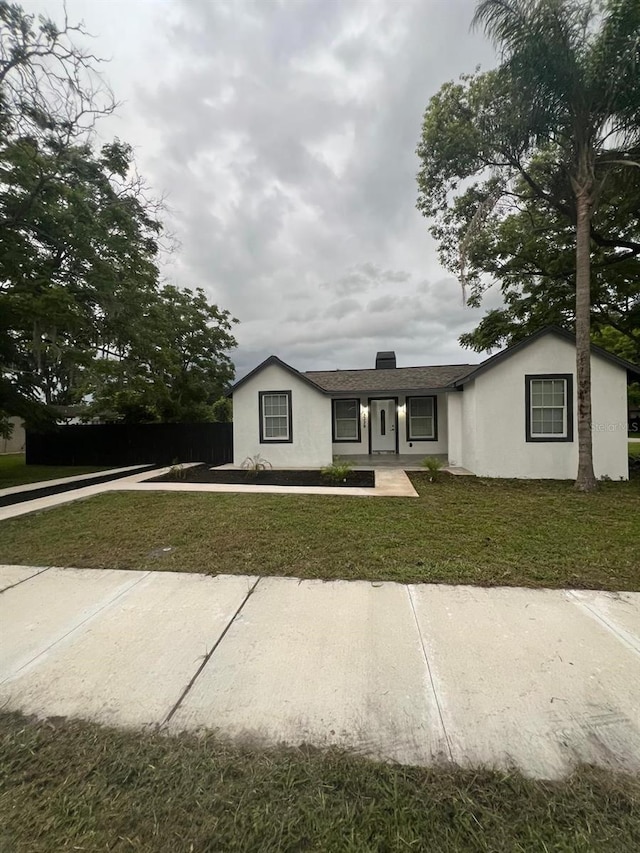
0,3,237,432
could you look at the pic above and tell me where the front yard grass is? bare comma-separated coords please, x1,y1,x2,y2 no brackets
1,712,639,853
629,440,640,458
0,472,639,589
0,453,109,489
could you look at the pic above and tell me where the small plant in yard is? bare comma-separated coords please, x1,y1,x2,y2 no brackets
421,456,444,482
241,454,272,475
321,459,354,484
166,462,187,480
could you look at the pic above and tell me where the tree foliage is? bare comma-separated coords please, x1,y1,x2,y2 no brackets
90,286,237,424
417,0,640,489
0,3,237,433
211,396,233,423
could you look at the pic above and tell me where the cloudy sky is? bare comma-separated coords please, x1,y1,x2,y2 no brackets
26,0,500,378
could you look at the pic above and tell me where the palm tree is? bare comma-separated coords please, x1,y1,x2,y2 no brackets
472,0,640,491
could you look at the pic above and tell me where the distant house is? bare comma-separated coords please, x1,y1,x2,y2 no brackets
229,327,640,480
0,417,25,454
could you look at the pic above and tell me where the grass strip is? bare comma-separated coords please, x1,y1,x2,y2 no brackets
0,472,639,589
0,454,109,489
1,712,639,852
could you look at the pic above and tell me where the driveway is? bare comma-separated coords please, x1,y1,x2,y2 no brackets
1,564,639,779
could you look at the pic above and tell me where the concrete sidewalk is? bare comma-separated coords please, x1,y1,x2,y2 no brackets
1,565,639,779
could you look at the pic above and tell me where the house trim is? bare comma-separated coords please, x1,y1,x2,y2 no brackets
229,355,328,397
405,395,438,442
454,326,640,387
325,386,455,397
332,398,362,443
259,390,293,444
525,373,574,443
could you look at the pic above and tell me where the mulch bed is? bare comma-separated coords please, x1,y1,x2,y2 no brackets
0,465,154,508
149,466,375,488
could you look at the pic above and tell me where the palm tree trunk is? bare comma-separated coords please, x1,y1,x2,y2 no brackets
574,186,597,492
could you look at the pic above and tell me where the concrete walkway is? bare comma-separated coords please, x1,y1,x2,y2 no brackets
1,565,639,779
0,464,153,504
0,466,418,521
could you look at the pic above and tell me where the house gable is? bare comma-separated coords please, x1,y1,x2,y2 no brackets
231,359,332,468
455,326,640,386
462,332,629,479
228,355,328,398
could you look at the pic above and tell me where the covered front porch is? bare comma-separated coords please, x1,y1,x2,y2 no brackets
335,453,448,470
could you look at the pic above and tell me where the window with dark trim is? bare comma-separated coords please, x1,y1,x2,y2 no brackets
332,398,361,442
525,374,573,442
406,396,437,441
259,391,292,443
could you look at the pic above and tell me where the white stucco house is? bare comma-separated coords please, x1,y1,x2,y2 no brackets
229,327,640,480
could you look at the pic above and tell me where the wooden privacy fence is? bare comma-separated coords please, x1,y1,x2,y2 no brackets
26,422,233,467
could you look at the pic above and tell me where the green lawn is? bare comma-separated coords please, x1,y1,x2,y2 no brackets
1,472,639,589
0,453,109,489
1,713,638,853
629,441,640,458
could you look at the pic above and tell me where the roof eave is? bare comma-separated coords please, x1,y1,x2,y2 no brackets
323,385,460,395
227,355,329,397
453,325,640,386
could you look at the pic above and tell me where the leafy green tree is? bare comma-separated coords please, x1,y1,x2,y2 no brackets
0,0,113,140
417,0,640,491
0,0,114,434
90,286,237,423
211,397,233,423
0,4,238,432
1,136,162,409
591,326,640,413
455,165,640,359
591,326,640,364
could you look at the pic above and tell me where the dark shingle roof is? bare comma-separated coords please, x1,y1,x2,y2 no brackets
303,364,477,393
228,326,640,398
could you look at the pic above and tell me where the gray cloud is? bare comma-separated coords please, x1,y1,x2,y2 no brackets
367,295,397,314
324,298,361,320
27,0,499,380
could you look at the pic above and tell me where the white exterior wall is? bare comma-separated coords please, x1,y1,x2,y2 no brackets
460,381,478,474
331,392,448,456
590,357,630,479
233,364,332,468
446,393,463,467
462,335,629,480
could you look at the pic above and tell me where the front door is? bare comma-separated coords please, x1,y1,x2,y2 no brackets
370,398,397,453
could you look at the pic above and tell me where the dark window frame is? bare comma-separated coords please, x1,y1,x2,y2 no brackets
259,390,293,444
525,374,574,443
405,395,438,442
332,398,361,443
